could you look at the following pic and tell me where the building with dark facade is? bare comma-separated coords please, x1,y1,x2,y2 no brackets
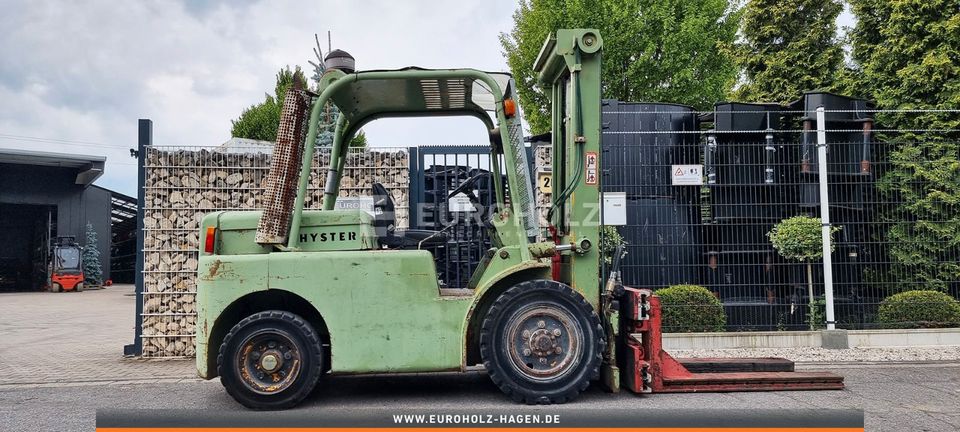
0,148,113,291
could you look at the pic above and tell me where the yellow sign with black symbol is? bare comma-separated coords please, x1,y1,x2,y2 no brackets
537,171,552,194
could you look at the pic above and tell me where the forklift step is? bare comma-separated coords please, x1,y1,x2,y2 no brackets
660,371,845,393
677,357,795,373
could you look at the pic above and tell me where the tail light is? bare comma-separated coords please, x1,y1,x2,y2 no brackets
204,226,217,254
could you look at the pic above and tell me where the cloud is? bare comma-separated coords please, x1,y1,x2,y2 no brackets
0,0,517,195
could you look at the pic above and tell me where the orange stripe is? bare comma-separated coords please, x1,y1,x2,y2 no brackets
96,428,865,432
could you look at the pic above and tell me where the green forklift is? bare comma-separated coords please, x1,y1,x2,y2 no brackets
195,29,842,409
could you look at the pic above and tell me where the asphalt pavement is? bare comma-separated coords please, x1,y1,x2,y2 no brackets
1,363,958,431
1,286,959,431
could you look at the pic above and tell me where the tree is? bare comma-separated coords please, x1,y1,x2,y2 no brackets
768,216,839,329
501,0,741,133
732,0,844,103
849,0,960,291
230,66,308,141
309,75,369,149
349,130,368,149
82,222,103,286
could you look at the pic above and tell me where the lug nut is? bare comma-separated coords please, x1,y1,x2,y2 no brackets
555,346,563,354
553,329,562,336
539,357,547,364
284,352,292,360
251,352,261,360
268,341,276,348
523,348,531,356
522,330,530,338
537,320,545,329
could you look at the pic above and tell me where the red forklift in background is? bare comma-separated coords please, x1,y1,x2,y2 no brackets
48,236,84,292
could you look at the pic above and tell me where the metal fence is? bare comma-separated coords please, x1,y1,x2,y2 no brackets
128,104,960,357
408,145,536,288
600,102,960,332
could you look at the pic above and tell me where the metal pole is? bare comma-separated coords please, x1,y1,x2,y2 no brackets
815,107,836,330
124,119,150,357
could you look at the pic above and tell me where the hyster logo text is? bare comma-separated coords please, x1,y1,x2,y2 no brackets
299,232,358,242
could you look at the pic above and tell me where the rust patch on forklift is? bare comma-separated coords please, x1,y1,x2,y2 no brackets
207,260,222,278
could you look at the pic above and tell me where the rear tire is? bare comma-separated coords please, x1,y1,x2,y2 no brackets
480,280,603,404
218,310,323,410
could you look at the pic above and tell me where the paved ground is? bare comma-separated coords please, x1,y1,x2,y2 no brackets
0,285,193,386
1,286,959,432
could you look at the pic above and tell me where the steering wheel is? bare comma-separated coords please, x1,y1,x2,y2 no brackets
447,172,489,203
447,173,494,227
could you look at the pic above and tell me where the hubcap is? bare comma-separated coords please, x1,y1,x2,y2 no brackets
260,352,282,372
235,329,302,395
504,305,583,381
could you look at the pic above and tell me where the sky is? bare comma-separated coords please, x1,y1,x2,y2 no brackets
0,1,856,197
0,0,516,196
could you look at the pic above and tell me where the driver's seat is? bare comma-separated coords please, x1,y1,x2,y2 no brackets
371,183,448,249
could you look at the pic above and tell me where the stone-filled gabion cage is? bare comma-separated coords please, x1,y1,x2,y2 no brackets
140,145,409,357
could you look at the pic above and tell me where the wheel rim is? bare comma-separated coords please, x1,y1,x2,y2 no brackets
235,328,303,395
503,303,583,381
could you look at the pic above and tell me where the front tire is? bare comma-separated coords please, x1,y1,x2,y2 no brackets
480,280,603,404
218,310,323,410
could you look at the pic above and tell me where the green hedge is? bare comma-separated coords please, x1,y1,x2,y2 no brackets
877,290,960,329
656,284,726,332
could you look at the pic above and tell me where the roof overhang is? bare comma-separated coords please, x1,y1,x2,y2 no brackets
0,148,106,186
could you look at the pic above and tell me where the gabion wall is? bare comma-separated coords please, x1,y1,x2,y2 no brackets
140,146,409,357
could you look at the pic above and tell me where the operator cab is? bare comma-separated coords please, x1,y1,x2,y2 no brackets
49,236,84,292
259,66,539,260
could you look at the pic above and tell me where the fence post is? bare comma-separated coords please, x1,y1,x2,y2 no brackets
124,119,150,357
815,107,836,331
408,146,420,229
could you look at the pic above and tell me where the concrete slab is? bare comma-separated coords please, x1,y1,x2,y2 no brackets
821,329,850,349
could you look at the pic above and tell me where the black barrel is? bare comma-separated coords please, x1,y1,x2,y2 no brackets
700,247,797,331
601,100,700,199
601,100,702,290
791,92,877,211
617,196,702,289
706,102,798,222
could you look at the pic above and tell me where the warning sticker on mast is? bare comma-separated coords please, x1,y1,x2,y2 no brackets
585,151,598,185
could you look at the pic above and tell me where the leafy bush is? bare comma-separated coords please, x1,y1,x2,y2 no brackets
877,290,960,329
656,284,726,332
599,225,626,264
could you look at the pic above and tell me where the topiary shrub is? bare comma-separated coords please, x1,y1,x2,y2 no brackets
656,284,726,332
877,290,960,329
768,215,839,330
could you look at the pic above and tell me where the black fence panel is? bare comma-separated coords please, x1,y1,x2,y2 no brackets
408,146,534,289
601,96,960,332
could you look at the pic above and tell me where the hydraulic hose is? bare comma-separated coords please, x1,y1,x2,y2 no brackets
547,49,586,229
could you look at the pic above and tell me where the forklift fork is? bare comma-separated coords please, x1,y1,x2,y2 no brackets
620,287,844,394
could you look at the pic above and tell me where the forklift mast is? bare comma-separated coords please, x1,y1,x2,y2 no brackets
533,29,604,301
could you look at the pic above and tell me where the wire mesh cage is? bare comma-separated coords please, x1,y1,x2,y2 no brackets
140,144,409,357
